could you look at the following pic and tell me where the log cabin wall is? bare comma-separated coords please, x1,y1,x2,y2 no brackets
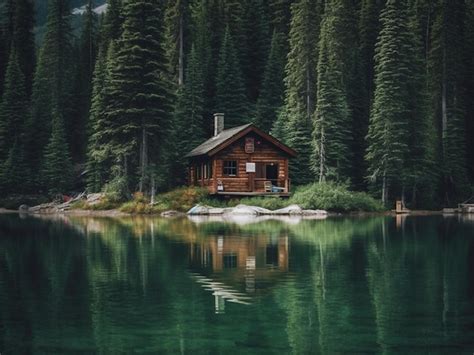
208,132,290,193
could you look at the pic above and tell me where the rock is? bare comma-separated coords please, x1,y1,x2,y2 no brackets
87,193,105,205
225,204,271,215
301,209,328,216
208,208,225,215
161,210,185,217
19,204,29,212
271,204,303,215
187,205,212,215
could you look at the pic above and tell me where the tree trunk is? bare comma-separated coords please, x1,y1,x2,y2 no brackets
381,171,387,205
139,127,148,193
319,127,325,183
150,175,156,205
178,13,184,86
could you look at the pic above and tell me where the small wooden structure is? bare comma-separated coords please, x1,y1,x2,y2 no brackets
186,113,296,196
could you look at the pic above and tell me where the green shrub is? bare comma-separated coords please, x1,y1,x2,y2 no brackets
238,197,288,210
153,186,209,212
290,182,384,212
103,174,129,203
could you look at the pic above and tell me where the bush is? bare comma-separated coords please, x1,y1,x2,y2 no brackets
238,197,288,210
103,174,129,203
290,182,384,212
153,186,209,212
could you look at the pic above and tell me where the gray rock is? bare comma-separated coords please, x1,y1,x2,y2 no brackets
271,204,303,215
19,204,29,212
301,209,328,216
187,205,212,215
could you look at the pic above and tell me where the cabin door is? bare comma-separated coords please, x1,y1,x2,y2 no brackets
265,164,278,184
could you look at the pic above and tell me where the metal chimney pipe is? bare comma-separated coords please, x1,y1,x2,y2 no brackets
214,113,224,136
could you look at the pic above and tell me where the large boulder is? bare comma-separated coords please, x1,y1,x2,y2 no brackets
271,204,303,215
225,204,271,215
187,205,212,215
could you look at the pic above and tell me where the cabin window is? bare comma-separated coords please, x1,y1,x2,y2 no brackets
204,162,212,179
223,160,237,176
196,164,202,180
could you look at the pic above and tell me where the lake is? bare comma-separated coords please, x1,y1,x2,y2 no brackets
0,214,473,354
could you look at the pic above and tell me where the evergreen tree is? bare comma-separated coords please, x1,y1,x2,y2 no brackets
242,0,271,102
312,0,351,183
100,0,173,193
214,27,249,127
28,0,74,173
366,0,413,204
428,0,470,204
172,45,205,183
13,0,36,95
403,0,437,207
283,0,322,185
101,0,123,50
164,0,190,86
466,0,474,183
41,108,73,195
0,49,29,163
86,42,116,192
71,1,98,163
255,30,286,132
0,0,15,98
0,138,30,194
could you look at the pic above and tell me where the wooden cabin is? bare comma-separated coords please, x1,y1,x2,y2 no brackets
186,113,297,196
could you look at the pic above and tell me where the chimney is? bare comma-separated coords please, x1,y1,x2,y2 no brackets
214,113,224,136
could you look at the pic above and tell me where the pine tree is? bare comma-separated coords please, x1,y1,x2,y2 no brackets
428,0,470,204
164,0,189,86
0,49,29,163
283,0,322,185
214,27,249,127
12,0,36,95
86,42,116,192
172,45,205,183
0,138,30,194
41,108,73,195
403,0,437,207
312,0,351,183
101,0,123,50
71,1,98,163
242,0,271,102
255,30,286,132
366,0,413,204
466,0,474,183
0,0,15,98
28,0,74,173
101,0,173,193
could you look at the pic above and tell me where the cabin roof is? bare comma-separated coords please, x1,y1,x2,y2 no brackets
185,123,297,158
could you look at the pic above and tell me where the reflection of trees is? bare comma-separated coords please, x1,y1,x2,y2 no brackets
366,217,473,354
1,215,472,353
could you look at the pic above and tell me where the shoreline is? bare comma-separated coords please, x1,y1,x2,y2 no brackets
0,207,447,218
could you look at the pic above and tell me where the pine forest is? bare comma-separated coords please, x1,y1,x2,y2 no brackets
0,0,473,209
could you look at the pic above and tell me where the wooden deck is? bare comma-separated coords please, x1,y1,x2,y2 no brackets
215,191,290,197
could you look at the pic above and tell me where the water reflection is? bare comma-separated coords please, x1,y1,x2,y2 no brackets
0,214,473,353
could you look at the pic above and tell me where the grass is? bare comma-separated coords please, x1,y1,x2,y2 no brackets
69,183,383,214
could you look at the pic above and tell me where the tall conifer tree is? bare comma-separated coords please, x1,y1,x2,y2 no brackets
428,0,470,204
28,0,73,174
366,0,412,204
101,0,173,193
255,30,287,132
214,27,248,127
283,0,322,185
312,0,351,183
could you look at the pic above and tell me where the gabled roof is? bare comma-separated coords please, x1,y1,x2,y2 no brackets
185,123,297,158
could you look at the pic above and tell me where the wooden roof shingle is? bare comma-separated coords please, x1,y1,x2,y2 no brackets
185,123,297,158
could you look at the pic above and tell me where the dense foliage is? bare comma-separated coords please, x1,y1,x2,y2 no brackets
0,0,473,208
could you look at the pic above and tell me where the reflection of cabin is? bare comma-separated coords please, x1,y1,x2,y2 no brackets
185,113,297,196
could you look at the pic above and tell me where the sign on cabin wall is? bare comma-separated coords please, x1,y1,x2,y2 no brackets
246,162,256,173
245,138,255,153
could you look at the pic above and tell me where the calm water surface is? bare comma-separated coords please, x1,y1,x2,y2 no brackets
0,214,473,354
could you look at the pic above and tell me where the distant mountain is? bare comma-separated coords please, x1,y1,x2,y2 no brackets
35,0,107,27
